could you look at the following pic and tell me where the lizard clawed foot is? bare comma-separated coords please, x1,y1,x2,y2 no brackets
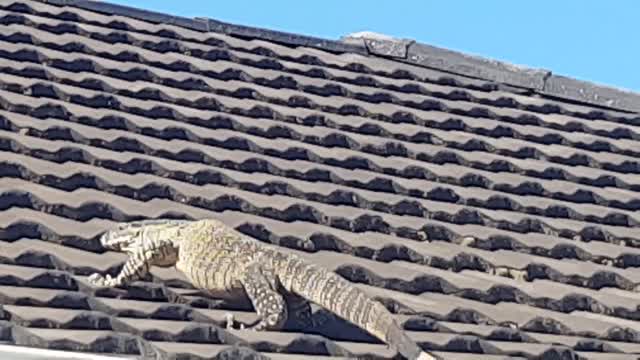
224,312,234,330
88,273,118,287
242,314,281,332
224,312,246,330
244,321,267,331
225,316,271,332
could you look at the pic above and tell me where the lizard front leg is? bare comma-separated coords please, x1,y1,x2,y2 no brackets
238,262,288,331
88,250,150,287
90,219,184,288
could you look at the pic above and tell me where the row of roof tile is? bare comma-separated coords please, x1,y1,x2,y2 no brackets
0,1,638,359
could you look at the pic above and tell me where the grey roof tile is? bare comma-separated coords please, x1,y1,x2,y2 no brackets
578,354,640,360
0,0,639,359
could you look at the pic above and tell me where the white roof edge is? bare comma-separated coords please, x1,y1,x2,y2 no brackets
0,344,136,360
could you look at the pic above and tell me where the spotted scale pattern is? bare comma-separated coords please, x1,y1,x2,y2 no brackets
88,218,438,360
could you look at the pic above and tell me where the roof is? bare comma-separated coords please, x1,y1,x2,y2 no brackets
0,344,129,360
0,0,639,359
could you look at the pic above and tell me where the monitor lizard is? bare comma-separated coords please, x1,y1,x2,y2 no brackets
88,218,438,360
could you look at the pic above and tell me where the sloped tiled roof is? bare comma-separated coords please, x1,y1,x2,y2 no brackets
0,1,640,359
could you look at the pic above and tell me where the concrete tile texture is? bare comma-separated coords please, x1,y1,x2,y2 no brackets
0,1,639,359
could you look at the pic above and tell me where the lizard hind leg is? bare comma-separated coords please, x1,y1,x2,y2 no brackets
239,263,288,331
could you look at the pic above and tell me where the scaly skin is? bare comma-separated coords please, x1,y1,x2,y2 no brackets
88,218,438,360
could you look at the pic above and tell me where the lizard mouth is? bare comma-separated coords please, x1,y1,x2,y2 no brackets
98,219,192,252
98,219,194,253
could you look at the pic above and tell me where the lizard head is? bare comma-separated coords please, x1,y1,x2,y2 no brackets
99,219,193,253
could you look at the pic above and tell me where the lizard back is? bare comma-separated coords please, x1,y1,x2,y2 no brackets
174,219,435,360
175,219,256,293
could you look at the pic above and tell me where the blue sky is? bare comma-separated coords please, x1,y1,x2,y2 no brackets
109,0,638,92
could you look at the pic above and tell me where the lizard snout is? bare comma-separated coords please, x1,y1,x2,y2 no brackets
99,228,138,251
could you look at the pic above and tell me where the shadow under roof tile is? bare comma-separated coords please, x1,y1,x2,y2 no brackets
0,0,639,358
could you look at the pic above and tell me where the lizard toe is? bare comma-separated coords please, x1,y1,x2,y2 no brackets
88,273,106,286
247,321,266,331
88,273,115,287
224,313,252,331
224,312,235,330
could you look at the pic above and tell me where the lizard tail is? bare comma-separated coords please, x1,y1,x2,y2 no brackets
280,259,437,360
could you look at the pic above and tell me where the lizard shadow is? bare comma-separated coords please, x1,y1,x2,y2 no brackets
307,308,379,343
189,290,379,343
176,285,413,346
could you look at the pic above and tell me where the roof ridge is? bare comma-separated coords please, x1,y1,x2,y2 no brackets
344,32,640,114
37,0,640,113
